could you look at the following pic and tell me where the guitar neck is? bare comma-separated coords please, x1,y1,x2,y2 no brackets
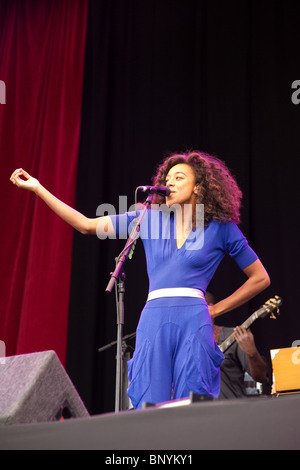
218,307,265,353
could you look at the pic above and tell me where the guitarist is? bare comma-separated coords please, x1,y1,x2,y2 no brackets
206,292,267,399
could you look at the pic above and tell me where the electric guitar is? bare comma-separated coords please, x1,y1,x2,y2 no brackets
219,295,282,353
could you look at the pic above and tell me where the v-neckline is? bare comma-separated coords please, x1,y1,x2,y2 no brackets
176,236,189,250
171,213,193,251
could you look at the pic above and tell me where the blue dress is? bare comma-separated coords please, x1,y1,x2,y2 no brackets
110,209,258,408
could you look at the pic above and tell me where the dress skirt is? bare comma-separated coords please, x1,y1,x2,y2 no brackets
127,297,224,409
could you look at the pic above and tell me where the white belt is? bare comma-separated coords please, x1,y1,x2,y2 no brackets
147,287,205,301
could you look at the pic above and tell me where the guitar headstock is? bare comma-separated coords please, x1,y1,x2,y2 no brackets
260,295,282,319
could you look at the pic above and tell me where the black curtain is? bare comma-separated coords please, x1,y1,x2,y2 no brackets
66,0,300,415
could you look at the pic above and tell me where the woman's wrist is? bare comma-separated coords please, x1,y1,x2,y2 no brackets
33,180,42,195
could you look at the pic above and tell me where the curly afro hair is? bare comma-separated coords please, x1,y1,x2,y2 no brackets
152,150,243,226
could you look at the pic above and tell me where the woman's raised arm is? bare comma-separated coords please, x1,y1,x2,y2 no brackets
10,168,115,237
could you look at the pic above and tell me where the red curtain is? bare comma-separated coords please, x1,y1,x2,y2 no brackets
0,0,88,364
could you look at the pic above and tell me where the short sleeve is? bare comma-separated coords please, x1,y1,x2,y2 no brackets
223,222,258,269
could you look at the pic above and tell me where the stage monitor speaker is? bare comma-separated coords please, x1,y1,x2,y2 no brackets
0,350,89,425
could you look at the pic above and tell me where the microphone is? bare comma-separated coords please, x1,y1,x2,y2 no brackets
137,185,171,197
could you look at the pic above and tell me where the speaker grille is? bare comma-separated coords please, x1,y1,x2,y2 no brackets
0,350,89,425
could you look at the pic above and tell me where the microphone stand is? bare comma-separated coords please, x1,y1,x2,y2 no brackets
105,193,153,412
98,332,136,410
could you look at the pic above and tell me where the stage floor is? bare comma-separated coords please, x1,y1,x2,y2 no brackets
0,394,299,450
